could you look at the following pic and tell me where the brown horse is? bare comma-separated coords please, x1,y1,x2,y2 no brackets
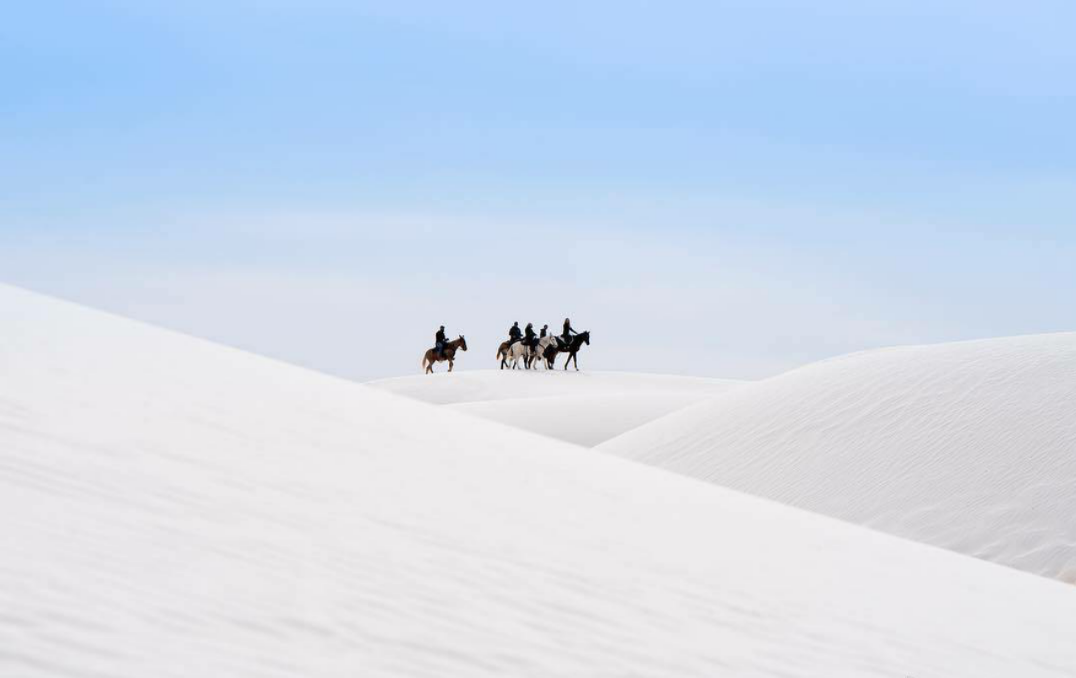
422,336,468,374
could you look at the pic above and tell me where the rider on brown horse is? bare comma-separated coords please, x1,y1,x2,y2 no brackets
435,326,447,358
424,335,467,373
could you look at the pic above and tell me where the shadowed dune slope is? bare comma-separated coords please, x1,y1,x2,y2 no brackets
370,370,740,446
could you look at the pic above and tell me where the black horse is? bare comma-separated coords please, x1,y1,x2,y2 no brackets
561,331,590,371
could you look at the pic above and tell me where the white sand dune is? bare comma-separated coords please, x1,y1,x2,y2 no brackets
370,370,740,446
600,334,1076,582
450,393,719,447
4,285,1076,676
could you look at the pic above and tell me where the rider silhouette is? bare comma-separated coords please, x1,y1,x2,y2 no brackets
435,325,447,358
524,323,537,349
540,324,549,338
561,317,578,346
507,321,523,347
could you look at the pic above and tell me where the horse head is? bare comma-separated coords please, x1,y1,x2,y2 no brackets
581,331,590,345
458,335,468,351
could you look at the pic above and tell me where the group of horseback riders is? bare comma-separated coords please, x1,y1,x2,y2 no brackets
434,318,578,359
425,318,589,373
499,318,590,371
506,318,579,353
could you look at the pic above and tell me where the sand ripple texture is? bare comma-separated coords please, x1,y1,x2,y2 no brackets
601,333,1076,581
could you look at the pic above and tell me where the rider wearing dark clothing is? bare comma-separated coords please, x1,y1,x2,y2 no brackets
524,323,537,349
540,325,549,338
507,322,523,347
561,318,578,345
435,326,447,357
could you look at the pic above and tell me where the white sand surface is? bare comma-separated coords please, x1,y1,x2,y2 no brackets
371,370,740,446
600,335,1076,581
3,284,1076,676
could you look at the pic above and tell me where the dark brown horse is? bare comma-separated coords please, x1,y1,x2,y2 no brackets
422,336,468,374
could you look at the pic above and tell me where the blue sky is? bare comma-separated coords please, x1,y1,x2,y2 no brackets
3,1,1075,380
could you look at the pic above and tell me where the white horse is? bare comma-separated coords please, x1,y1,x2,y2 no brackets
532,335,561,370
496,341,534,370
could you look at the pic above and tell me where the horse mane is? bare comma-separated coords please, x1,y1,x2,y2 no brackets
559,331,588,351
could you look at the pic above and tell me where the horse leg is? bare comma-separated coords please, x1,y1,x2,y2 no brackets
573,353,579,371
448,358,454,372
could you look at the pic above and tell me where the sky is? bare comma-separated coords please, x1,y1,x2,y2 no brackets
2,1,1075,381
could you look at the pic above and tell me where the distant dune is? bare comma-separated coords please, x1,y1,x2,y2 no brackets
370,370,740,446
600,334,1076,581
5,283,1076,676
